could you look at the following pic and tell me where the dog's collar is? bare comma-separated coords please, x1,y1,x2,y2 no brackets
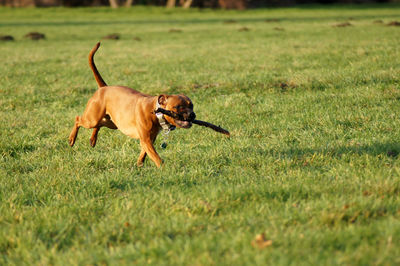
155,102,176,132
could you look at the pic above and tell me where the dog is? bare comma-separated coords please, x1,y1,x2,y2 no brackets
69,42,196,167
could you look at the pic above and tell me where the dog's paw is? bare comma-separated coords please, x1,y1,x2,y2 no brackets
68,137,75,147
90,137,97,148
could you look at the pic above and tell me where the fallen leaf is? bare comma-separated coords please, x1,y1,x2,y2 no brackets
251,233,273,249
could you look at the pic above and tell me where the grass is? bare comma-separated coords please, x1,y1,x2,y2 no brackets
1,4,400,265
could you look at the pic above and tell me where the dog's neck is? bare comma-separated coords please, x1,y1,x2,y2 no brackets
155,101,176,132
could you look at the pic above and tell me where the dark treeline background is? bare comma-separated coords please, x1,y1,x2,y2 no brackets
1,0,399,9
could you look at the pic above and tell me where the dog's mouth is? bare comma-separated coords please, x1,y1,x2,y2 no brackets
174,119,192,129
155,107,195,129
173,111,195,129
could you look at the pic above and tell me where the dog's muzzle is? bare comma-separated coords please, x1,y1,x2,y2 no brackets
182,112,196,122
175,112,196,128
154,107,196,129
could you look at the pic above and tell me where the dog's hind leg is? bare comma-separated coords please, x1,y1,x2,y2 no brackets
90,127,100,147
69,116,81,147
137,149,147,167
68,94,106,147
89,116,117,148
69,114,103,147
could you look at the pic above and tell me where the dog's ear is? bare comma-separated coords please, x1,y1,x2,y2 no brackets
158,94,168,106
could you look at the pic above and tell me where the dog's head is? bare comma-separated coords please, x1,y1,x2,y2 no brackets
157,94,195,128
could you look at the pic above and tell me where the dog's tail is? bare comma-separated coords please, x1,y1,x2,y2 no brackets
89,42,107,88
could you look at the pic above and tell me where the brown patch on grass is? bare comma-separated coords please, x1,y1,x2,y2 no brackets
132,36,142,41
363,190,372,197
191,83,220,89
168,83,220,94
256,80,299,93
169,28,182,33
238,27,250,32
333,22,352,27
0,35,14,41
102,33,120,40
387,150,399,158
265,18,280,23
278,81,297,92
24,32,45,40
387,21,400,26
199,200,213,213
274,27,285,31
224,19,237,24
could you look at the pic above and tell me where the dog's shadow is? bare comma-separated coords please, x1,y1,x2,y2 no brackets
265,141,400,160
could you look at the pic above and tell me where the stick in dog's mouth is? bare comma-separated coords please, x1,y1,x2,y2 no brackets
192,120,230,137
155,107,230,137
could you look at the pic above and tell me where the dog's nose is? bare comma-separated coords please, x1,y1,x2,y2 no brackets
188,112,196,121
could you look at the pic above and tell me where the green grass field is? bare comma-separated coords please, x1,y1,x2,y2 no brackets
1,5,400,265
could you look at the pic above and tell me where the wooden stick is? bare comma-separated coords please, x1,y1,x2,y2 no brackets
192,120,230,137
155,108,230,137
154,108,183,120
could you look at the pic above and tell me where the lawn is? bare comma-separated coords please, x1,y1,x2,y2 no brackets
1,4,400,265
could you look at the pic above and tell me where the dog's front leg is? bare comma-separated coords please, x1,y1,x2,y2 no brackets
139,136,162,168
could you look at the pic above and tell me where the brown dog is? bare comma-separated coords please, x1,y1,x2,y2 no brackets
69,43,195,167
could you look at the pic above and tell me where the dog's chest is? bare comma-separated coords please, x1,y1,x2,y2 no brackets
108,113,140,139
119,127,140,139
